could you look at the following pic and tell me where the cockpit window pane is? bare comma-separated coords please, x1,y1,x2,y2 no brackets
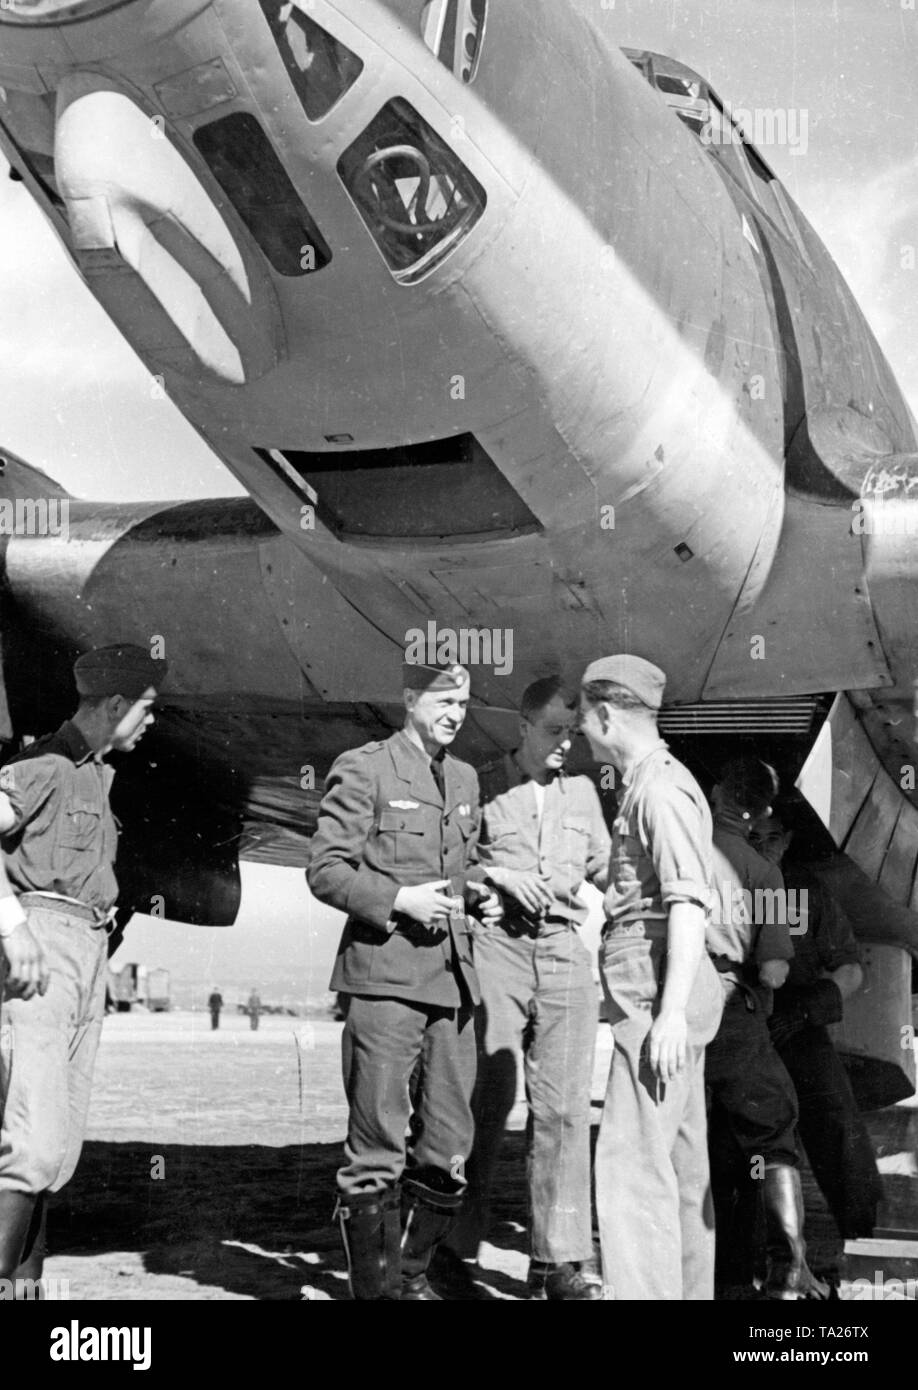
743,142,800,242
338,98,486,284
655,74,701,99
421,0,487,84
194,111,331,277
0,120,67,217
696,99,755,193
258,2,363,121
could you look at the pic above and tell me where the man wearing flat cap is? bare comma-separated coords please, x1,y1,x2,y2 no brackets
0,643,166,1297
579,654,722,1300
308,660,499,1300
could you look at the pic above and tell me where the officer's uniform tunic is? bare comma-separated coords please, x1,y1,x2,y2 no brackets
0,722,117,1195
595,742,722,1301
307,731,482,1196
451,753,609,1265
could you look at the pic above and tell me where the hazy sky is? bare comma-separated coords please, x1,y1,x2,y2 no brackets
3,1,916,984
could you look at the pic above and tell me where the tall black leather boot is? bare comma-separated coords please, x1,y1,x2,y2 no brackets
335,1188,402,1301
400,1179,463,1301
763,1164,828,1300
13,1193,47,1300
0,1191,37,1281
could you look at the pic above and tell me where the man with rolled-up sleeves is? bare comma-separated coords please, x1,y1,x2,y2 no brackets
0,643,166,1299
442,676,609,1300
307,661,499,1301
579,655,723,1301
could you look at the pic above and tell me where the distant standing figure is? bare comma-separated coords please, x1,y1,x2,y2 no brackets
247,988,262,1031
208,987,224,1031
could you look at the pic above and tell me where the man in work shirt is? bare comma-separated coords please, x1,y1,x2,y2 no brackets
443,676,609,1300
0,643,166,1297
307,661,499,1301
579,654,723,1301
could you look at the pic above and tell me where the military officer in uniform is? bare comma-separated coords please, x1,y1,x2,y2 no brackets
0,643,166,1297
307,661,499,1301
579,655,723,1301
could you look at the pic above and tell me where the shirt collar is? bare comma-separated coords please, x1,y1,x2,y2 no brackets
56,719,98,767
396,728,447,768
713,808,753,839
509,749,563,789
619,739,668,790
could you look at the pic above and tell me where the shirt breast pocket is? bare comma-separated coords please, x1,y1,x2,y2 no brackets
560,814,590,859
611,825,642,886
60,802,102,851
377,809,426,863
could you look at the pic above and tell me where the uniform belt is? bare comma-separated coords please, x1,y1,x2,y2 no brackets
601,918,666,941
501,907,574,938
710,955,761,1012
19,892,113,930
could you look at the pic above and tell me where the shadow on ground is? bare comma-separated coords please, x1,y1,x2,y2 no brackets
49,1135,535,1301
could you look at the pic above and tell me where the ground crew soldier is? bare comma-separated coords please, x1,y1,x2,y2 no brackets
307,661,499,1301
704,758,825,1300
442,676,609,1300
579,655,723,1301
751,799,882,1244
0,643,166,1298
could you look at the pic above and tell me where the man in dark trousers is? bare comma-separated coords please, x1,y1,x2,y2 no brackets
0,643,166,1298
705,759,825,1300
751,799,882,1241
208,987,224,1030
307,661,499,1301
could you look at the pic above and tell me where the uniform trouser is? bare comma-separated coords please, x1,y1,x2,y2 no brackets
775,1024,881,1238
595,928,723,1301
705,991,800,1286
0,906,108,1195
337,994,477,1197
706,993,800,1168
448,925,598,1264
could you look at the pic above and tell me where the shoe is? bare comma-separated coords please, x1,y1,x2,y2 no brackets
528,1261,604,1301
716,1281,766,1301
429,1245,485,1300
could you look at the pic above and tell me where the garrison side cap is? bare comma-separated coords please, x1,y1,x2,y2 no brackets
74,644,168,699
580,654,666,709
401,661,470,692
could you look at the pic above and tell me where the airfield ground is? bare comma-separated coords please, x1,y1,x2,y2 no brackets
42,1011,917,1301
